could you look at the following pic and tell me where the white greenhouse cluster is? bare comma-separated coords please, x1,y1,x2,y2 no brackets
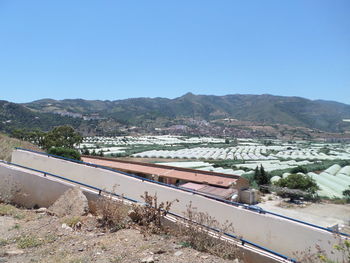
273,149,350,160
308,164,350,198
78,135,350,200
237,160,314,172
82,135,225,146
133,146,281,160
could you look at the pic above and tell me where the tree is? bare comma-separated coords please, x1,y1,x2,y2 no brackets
48,147,81,161
275,173,319,195
42,126,82,150
81,146,90,155
254,165,269,186
232,138,238,146
10,128,45,146
10,128,27,140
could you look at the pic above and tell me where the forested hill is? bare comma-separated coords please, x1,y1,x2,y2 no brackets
23,93,350,133
0,100,83,133
1,94,350,134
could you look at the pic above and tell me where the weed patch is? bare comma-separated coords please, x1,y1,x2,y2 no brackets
94,193,129,232
62,216,82,229
130,191,178,235
0,204,24,219
177,203,239,260
17,235,43,249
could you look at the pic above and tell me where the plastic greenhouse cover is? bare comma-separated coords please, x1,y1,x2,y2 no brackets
324,164,341,175
310,173,344,196
337,166,350,176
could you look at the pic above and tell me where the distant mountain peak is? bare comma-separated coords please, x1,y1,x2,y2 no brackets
181,92,196,97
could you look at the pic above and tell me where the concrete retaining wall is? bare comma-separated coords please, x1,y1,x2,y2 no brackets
0,161,287,263
11,149,346,260
0,163,71,208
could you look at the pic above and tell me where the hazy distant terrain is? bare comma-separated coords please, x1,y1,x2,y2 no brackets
1,93,350,135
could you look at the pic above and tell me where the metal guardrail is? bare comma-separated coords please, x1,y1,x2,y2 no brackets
14,147,350,239
0,158,297,262
0,159,139,203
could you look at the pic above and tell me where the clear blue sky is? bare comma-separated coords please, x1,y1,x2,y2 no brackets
0,0,349,104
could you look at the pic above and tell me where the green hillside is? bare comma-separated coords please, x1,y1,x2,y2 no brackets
23,93,350,133
0,100,83,133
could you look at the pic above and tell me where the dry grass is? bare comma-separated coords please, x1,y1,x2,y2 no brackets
86,190,177,235
177,203,239,260
16,234,43,249
93,192,239,260
0,201,235,263
130,191,178,235
94,193,130,232
0,133,42,162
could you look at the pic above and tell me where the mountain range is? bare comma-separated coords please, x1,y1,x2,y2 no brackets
1,93,350,136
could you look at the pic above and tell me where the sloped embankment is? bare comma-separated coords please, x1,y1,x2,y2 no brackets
0,134,42,162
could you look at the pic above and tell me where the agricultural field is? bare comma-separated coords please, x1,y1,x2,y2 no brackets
78,135,350,199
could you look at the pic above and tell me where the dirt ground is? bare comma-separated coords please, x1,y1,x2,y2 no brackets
0,204,234,263
259,195,350,234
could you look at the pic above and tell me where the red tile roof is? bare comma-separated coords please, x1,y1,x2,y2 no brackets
82,157,238,187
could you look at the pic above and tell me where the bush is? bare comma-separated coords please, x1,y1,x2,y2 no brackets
343,186,350,202
48,147,81,161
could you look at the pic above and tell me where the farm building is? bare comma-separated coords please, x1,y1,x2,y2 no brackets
82,156,249,201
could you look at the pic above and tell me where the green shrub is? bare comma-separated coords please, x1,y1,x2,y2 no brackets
343,186,350,202
275,173,319,194
48,147,81,161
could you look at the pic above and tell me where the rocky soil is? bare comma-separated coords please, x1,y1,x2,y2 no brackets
0,203,235,263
